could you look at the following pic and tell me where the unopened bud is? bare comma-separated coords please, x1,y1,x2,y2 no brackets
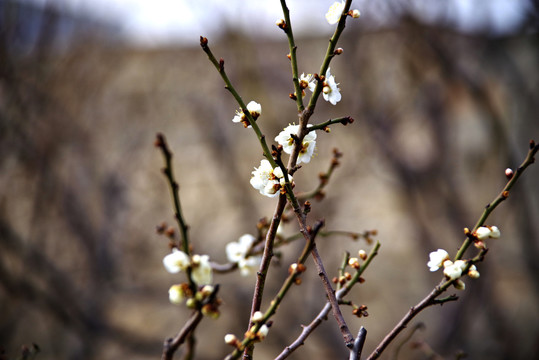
334,48,344,55
350,9,361,18
251,311,264,322
358,249,367,260
505,168,514,179
276,19,286,29
224,334,238,346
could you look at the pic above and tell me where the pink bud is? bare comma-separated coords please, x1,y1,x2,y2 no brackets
505,168,513,179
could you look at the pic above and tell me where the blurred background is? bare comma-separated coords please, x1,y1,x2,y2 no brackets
1,0,538,359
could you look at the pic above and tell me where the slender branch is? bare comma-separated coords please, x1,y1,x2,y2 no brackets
275,242,380,359
225,221,324,360
161,310,204,360
349,327,367,360
199,37,277,168
455,140,539,260
155,133,190,255
279,0,304,112
368,140,538,360
242,194,287,359
307,0,353,111
309,116,355,132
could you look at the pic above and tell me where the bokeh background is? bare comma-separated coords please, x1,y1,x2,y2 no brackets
1,1,538,359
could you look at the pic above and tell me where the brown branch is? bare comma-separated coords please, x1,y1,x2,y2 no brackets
161,310,204,360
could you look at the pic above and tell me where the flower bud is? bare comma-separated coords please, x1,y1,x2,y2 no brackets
358,249,367,260
251,311,264,322
350,9,361,18
505,168,514,179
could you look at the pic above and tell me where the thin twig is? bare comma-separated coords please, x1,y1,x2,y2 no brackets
161,310,204,360
367,140,538,360
349,327,367,360
275,242,381,359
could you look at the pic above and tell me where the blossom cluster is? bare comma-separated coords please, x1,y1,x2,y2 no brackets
163,248,215,307
226,234,262,276
250,159,290,197
427,225,499,290
300,69,341,105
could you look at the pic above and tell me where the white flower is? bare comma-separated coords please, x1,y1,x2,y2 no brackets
226,234,262,276
232,101,260,128
326,1,345,25
443,260,467,281
191,254,213,285
163,248,190,274
475,226,501,240
275,124,317,164
168,284,185,304
427,249,449,272
300,73,316,93
322,68,341,105
250,159,289,197
247,101,262,119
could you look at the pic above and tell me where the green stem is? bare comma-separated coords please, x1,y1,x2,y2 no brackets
279,0,304,112
307,0,353,112
200,37,277,168
455,141,539,260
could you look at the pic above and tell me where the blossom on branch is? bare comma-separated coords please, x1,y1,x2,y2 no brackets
168,284,186,304
250,159,291,197
191,254,213,285
427,249,449,272
226,234,262,276
163,248,190,273
232,101,261,128
443,260,467,281
474,226,501,240
325,1,345,25
322,68,341,105
275,124,317,164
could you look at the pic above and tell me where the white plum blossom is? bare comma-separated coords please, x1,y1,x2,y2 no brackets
326,1,345,25
443,260,467,281
250,159,291,197
226,234,262,276
427,249,450,272
247,101,262,119
475,226,500,240
163,248,190,273
275,124,317,164
191,254,213,285
232,101,261,128
168,284,185,304
299,73,316,93
322,68,341,105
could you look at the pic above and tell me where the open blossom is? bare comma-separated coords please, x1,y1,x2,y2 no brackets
232,101,261,128
163,248,190,273
475,226,500,240
250,159,291,197
443,260,467,280
427,249,449,272
275,124,317,164
299,73,316,93
322,68,341,105
191,254,213,285
326,1,345,24
226,234,262,276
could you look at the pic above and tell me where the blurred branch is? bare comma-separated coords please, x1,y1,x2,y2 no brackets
366,140,538,360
